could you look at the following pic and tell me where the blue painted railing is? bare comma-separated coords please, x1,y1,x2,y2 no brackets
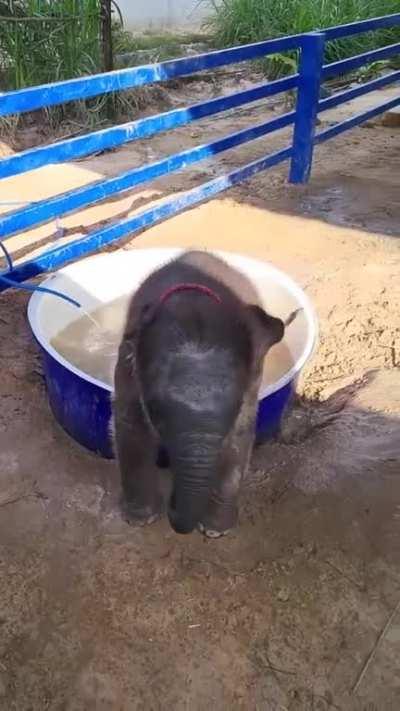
0,13,399,289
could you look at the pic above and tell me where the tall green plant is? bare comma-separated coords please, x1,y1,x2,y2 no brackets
206,0,400,77
0,0,101,90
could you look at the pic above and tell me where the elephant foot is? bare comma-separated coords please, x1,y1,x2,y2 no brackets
198,522,231,539
198,502,238,538
121,501,162,527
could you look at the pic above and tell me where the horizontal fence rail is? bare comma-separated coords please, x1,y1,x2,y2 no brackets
0,35,302,117
0,111,296,240
319,70,400,112
316,94,400,145
1,14,398,118
322,42,400,80
322,13,400,40
0,13,399,290
2,146,294,286
0,75,297,180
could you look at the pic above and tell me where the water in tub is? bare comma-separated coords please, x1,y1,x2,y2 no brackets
50,296,294,389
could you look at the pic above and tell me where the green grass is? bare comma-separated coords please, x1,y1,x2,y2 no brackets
0,1,108,132
205,0,400,77
0,0,101,90
0,7,212,132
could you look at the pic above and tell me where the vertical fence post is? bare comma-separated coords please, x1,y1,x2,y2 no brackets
100,0,113,73
289,32,325,184
100,0,114,119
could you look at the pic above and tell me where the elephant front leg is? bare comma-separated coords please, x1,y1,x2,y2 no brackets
114,337,164,526
116,424,163,525
114,411,164,526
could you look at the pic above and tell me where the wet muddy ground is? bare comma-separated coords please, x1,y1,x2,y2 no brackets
0,79,399,709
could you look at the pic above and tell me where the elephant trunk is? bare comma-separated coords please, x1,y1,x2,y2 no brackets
167,431,221,535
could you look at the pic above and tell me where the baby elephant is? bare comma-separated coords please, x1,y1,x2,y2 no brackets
113,251,285,537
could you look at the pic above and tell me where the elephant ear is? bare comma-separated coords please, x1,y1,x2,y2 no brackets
123,302,157,341
246,304,284,358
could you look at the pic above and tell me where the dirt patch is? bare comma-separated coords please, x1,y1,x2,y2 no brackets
123,193,399,402
0,78,399,710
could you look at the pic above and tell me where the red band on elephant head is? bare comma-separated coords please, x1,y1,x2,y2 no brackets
159,283,222,306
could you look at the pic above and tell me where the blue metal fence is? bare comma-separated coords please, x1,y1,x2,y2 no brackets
0,13,399,289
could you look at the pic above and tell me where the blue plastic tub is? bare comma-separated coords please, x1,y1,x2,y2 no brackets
27,248,317,458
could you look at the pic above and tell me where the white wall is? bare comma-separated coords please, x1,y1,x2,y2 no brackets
117,0,209,30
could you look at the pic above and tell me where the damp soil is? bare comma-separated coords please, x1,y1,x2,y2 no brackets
0,78,399,710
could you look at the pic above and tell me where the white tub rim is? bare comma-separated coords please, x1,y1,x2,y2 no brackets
27,248,318,400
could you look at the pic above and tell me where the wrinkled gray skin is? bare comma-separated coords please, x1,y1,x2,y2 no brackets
113,251,285,537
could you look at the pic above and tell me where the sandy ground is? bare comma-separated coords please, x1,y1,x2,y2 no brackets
0,77,400,710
